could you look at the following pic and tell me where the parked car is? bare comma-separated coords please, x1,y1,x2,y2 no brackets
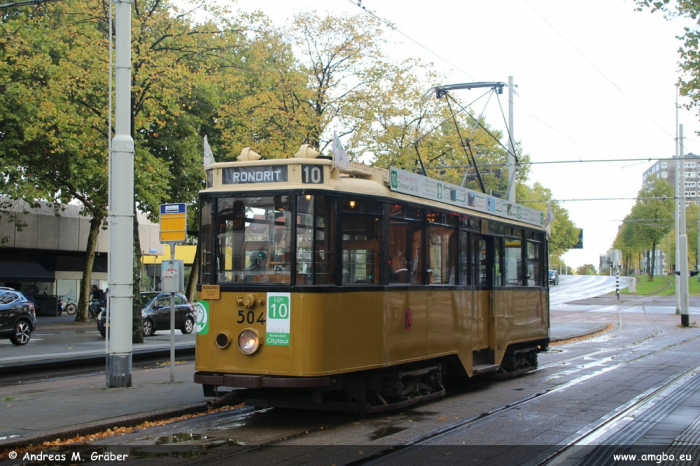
0,289,38,346
548,270,559,286
98,292,195,337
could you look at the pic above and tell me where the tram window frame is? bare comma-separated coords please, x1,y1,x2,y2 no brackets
388,203,425,285
200,198,214,286
427,211,458,285
211,195,294,286
340,198,383,285
526,230,545,287
296,194,335,286
504,229,524,286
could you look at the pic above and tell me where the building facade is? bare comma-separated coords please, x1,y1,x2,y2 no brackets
642,154,700,207
0,197,194,314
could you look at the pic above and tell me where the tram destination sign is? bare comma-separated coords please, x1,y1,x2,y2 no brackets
223,166,288,185
389,167,544,228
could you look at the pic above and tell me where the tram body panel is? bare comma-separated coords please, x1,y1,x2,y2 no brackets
472,290,491,351
426,289,460,357
336,291,385,370
384,290,427,364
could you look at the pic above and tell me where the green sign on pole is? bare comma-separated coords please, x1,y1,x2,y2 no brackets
266,292,290,346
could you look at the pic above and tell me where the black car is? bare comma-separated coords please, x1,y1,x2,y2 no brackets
98,292,195,337
0,289,38,345
548,270,559,286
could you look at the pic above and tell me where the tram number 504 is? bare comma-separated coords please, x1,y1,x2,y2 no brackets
302,166,324,184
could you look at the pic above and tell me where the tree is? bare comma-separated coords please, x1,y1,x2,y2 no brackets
576,264,597,275
635,1,700,113
625,175,674,280
517,182,580,264
0,1,304,333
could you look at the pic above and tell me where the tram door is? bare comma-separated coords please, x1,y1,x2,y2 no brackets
472,234,493,351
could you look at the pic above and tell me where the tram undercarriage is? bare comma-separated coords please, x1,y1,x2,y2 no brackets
200,346,543,413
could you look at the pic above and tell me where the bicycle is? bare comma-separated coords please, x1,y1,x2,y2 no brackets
64,297,77,315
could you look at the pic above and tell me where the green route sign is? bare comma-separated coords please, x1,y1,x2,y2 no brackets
266,292,290,346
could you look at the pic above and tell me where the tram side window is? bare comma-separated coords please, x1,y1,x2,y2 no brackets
200,199,213,285
428,223,457,285
459,231,470,285
389,207,423,285
296,195,314,285
494,237,503,286
296,195,334,285
527,240,543,286
342,201,382,285
504,237,523,286
215,196,292,285
315,196,334,285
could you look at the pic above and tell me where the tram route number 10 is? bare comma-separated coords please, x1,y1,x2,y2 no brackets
266,293,291,346
302,166,324,184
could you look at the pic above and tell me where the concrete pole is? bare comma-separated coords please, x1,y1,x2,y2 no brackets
507,76,516,204
107,0,134,388
680,125,690,327
675,87,681,314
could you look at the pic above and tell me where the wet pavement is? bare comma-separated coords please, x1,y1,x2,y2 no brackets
0,286,697,462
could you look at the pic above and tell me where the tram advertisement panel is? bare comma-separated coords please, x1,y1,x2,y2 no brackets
389,167,544,227
266,292,291,346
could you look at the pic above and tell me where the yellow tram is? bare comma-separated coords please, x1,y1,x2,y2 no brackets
194,146,550,412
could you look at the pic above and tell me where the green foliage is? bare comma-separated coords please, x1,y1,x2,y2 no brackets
517,182,579,261
576,264,597,275
612,175,674,279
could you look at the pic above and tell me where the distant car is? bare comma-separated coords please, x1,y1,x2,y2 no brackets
0,289,38,346
548,270,559,286
98,292,195,337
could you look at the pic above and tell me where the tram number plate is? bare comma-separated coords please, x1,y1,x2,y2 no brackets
302,166,324,184
266,292,291,346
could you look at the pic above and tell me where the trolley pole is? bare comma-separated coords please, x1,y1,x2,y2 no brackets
506,76,516,204
615,266,620,300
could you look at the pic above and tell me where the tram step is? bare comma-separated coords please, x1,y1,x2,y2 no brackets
473,364,500,375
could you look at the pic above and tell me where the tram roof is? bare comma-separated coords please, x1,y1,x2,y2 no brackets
202,155,545,230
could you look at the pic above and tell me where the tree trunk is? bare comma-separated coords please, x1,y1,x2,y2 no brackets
76,214,102,322
185,241,200,303
650,244,656,281
132,207,144,344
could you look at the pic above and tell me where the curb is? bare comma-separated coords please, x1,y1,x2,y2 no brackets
0,346,195,376
0,403,208,448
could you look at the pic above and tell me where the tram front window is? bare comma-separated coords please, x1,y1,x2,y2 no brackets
215,196,292,285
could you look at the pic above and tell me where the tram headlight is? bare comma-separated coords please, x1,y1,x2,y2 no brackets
237,328,262,355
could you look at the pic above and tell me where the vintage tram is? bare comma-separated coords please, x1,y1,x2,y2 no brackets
194,146,550,413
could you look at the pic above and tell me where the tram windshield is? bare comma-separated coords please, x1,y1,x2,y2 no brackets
215,196,293,285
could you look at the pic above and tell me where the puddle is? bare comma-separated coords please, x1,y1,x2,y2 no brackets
154,433,203,444
369,426,407,441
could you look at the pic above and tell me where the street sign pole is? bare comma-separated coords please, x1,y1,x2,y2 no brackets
169,243,175,383
159,203,187,381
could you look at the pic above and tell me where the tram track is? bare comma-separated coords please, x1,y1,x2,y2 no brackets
538,362,700,466
342,333,700,466
88,318,700,466
541,280,672,372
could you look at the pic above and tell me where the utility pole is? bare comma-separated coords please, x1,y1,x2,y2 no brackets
679,124,690,327
107,0,134,388
675,87,681,314
507,76,516,204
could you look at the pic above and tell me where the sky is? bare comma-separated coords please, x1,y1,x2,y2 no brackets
201,0,700,270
